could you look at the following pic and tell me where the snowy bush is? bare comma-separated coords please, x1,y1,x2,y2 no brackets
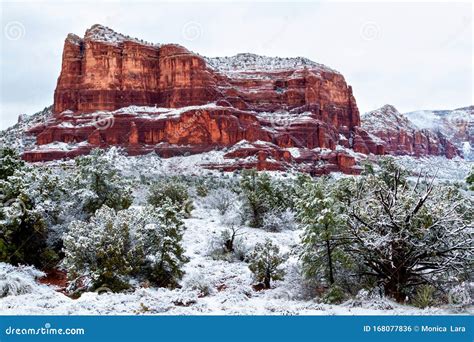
448,283,472,305
239,169,295,228
63,203,187,291
147,179,193,217
63,206,132,291
71,149,133,216
206,227,249,262
205,188,238,215
248,239,286,289
346,159,474,302
262,209,297,232
0,263,45,297
182,270,214,297
130,204,188,288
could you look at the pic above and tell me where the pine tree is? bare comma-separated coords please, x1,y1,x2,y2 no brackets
131,203,188,288
63,206,132,291
248,239,285,289
297,178,350,286
147,179,193,217
0,148,24,180
71,149,132,215
240,169,275,227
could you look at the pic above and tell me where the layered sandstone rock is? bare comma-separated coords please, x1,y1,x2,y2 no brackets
24,24,384,174
362,105,460,158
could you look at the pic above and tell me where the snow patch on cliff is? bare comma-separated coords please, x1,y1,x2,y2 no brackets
205,53,339,74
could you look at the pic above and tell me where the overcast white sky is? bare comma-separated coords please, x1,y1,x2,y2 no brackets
0,0,472,129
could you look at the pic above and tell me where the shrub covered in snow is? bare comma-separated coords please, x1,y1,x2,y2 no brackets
71,149,133,216
182,270,214,297
206,226,249,262
346,159,473,302
205,188,238,216
262,209,297,232
239,169,294,228
248,239,286,289
0,263,45,297
63,203,187,291
147,178,193,217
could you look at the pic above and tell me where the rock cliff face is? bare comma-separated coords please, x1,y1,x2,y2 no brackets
362,105,460,158
23,24,384,173
404,106,473,160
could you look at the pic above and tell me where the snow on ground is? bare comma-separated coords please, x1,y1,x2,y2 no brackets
0,203,470,315
394,155,473,183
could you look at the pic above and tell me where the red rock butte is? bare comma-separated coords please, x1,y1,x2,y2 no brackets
23,24,388,174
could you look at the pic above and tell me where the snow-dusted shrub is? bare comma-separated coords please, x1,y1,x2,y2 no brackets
130,204,188,288
448,283,472,305
0,163,56,267
147,179,193,217
63,206,132,291
71,149,133,215
0,263,45,297
322,284,346,304
347,158,474,302
63,203,187,291
206,227,249,262
412,285,436,308
262,209,297,232
182,270,213,297
239,169,295,228
248,239,286,289
205,188,238,215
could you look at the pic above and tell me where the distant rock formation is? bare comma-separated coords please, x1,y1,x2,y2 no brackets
362,105,460,158
23,24,463,173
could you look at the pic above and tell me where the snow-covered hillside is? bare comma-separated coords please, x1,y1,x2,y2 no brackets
0,106,52,152
404,106,473,160
0,202,469,315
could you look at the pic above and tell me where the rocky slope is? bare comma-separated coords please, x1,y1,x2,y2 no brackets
404,106,473,160
362,105,460,158
22,24,385,175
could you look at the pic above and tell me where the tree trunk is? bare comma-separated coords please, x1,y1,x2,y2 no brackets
326,239,335,285
264,270,271,289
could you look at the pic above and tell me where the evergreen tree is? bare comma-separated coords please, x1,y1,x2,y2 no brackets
71,149,133,215
0,148,24,180
131,203,188,288
240,169,271,227
347,164,473,302
63,206,132,291
467,168,474,191
0,159,54,267
297,178,350,286
248,239,285,289
147,179,193,217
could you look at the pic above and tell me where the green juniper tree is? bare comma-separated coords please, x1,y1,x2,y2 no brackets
248,239,286,289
